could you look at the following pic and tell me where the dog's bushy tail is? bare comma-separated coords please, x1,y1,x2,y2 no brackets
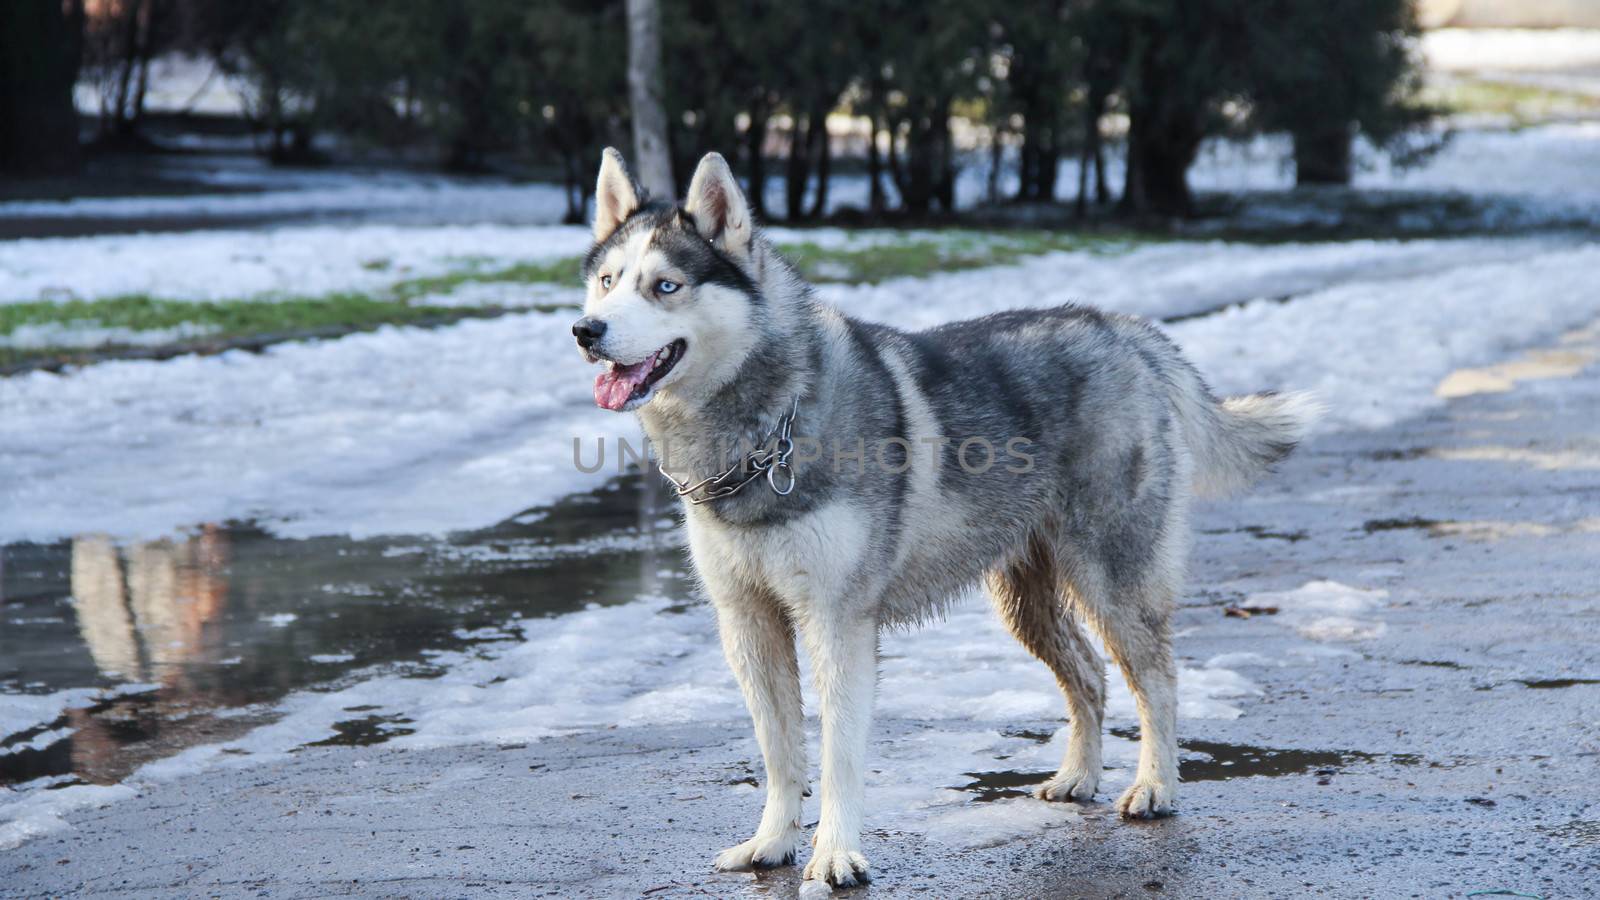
1175,385,1322,498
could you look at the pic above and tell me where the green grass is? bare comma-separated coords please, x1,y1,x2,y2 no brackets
779,231,1133,284
0,228,1139,371
1426,76,1600,125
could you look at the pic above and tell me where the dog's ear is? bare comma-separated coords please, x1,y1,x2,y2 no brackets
683,152,752,258
594,147,641,241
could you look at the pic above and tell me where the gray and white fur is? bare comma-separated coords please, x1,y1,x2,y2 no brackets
573,148,1319,888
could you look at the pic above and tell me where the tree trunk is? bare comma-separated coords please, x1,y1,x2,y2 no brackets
867,114,886,215
987,125,1003,204
1121,101,1203,218
625,0,674,198
0,0,83,175
1036,127,1059,202
110,0,142,135
1092,126,1109,205
1293,125,1353,186
1075,137,1091,219
902,116,934,216
745,105,768,219
808,110,832,219
887,120,908,204
933,94,955,212
784,113,812,220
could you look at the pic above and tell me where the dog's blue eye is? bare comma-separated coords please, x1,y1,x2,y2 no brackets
658,280,680,294
599,274,613,290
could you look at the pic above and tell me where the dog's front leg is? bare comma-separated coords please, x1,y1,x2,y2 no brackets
799,613,877,887
710,594,808,871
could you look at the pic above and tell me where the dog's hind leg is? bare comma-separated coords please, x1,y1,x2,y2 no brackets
709,591,808,871
1058,526,1184,818
987,533,1107,802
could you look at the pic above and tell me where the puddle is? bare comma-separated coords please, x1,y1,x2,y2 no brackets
1359,516,1599,542
305,714,418,748
954,733,1415,802
1396,658,1469,670
1517,678,1600,690
0,474,690,786
1362,516,1441,533
1201,525,1310,543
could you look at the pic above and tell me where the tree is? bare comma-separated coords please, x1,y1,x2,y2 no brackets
875,0,987,215
1245,0,1432,186
626,0,675,197
523,0,628,223
1093,0,1248,217
993,2,1080,203
0,0,84,175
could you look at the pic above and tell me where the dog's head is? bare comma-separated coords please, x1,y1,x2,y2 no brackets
575,149,762,413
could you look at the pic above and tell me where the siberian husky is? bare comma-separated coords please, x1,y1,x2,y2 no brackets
573,148,1317,887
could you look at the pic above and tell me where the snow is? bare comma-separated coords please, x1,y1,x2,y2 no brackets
0,783,137,851
0,689,100,742
1245,581,1392,643
4,232,1597,544
0,224,592,304
1423,28,1600,74
0,321,220,350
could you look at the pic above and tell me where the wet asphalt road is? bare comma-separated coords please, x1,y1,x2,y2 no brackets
5,329,1599,898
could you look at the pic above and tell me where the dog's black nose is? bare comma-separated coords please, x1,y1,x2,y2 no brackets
572,317,606,349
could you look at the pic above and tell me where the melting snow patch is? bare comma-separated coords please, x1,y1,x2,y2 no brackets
0,688,100,741
1247,581,1391,643
308,653,355,664
918,798,1073,849
0,783,137,851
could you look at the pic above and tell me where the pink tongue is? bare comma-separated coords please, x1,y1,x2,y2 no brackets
593,357,654,410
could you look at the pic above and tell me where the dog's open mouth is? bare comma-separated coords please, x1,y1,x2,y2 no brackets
593,339,686,411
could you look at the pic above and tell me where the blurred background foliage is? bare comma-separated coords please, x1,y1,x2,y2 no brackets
1,0,1433,219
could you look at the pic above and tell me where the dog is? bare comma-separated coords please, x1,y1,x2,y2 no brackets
573,148,1317,887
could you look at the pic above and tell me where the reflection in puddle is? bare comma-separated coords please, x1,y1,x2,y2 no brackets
0,474,690,786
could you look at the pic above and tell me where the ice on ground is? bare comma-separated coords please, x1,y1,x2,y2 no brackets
1246,581,1391,643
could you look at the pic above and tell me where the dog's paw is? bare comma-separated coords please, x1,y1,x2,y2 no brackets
802,846,870,888
714,829,804,871
1116,779,1177,819
1035,767,1099,802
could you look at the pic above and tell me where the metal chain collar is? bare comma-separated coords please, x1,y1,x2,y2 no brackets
659,397,799,505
